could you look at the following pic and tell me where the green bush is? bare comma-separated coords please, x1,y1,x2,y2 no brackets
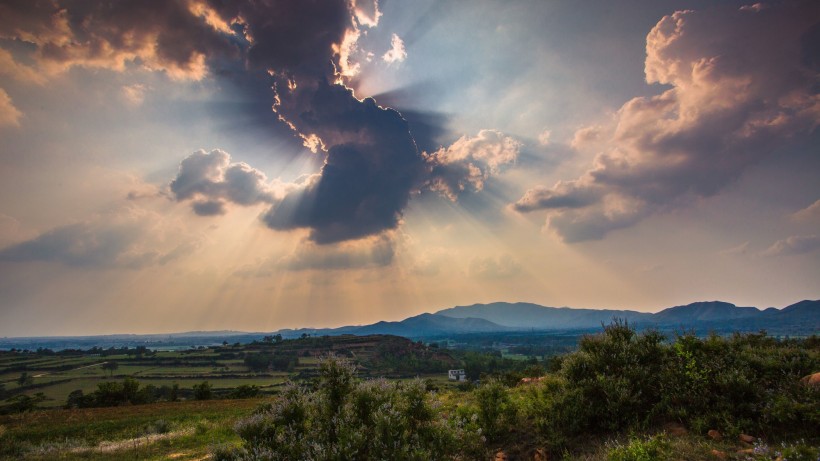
475,379,516,444
606,434,670,461
226,355,486,460
559,321,667,432
525,323,819,451
193,381,213,401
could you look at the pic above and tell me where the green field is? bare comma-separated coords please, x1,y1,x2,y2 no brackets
0,398,264,460
0,335,463,410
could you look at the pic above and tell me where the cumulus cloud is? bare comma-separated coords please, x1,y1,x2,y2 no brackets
0,88,22,127
569,126,602,150
0,0,236,80
515,1,820,242
0,209,198,268
4,0,515,245
169,149,281,214
763,235,820,256
352,0,382,28
262,83,427,244
0,48,45,84
382,34,407,64
425,129,521,200
201,0,433,245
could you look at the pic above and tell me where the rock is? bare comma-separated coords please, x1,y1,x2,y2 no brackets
800,372,820,386
710,449,727,460
707,429,722,441
739,433,755,444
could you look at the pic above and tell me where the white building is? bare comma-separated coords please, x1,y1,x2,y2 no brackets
448,369,467,381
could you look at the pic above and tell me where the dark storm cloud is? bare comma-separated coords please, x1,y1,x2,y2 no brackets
203,0,351,77
4,0,513,245
262,82,425,244
202,0,432,244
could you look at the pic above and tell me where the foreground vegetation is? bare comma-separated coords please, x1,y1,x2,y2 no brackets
1,324,818,460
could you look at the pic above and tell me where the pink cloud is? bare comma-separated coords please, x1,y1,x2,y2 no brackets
515,1,820,242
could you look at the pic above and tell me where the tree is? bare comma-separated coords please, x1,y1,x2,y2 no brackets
17,372,33,387
3,393,46,413
193,381,212,400
101,361,119,377
66,389,91,408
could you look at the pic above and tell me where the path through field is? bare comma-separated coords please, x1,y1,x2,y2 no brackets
32,361,108,378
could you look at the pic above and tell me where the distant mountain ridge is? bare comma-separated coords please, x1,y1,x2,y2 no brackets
2,300,817,350
431,300,819,335
434,302,652,329
273,299,818,339
650,301,760,323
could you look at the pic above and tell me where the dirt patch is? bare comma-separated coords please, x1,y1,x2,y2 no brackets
69,427,194,454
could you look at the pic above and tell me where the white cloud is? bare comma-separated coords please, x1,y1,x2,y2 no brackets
426,129,521,200
382,33,407,64
569,125,602,150
352,0,382,28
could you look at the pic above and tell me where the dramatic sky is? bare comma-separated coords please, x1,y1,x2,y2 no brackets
0,0,818,336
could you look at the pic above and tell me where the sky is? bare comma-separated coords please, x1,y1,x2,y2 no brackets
0,0,818,336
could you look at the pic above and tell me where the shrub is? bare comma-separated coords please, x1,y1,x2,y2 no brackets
559,321,667,432
606,434,670,461
475,379,515,444
193,381,213,401
229,385,260,399
226,355,486,460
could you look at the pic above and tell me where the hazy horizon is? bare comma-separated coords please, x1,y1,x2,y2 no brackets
1,1,818,336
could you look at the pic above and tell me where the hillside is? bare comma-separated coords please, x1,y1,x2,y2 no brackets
433,300,819,335
435,302,653,329
651,301,760,324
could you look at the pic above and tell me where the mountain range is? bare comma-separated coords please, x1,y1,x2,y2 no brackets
1,300,817,351
276,299,820,338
